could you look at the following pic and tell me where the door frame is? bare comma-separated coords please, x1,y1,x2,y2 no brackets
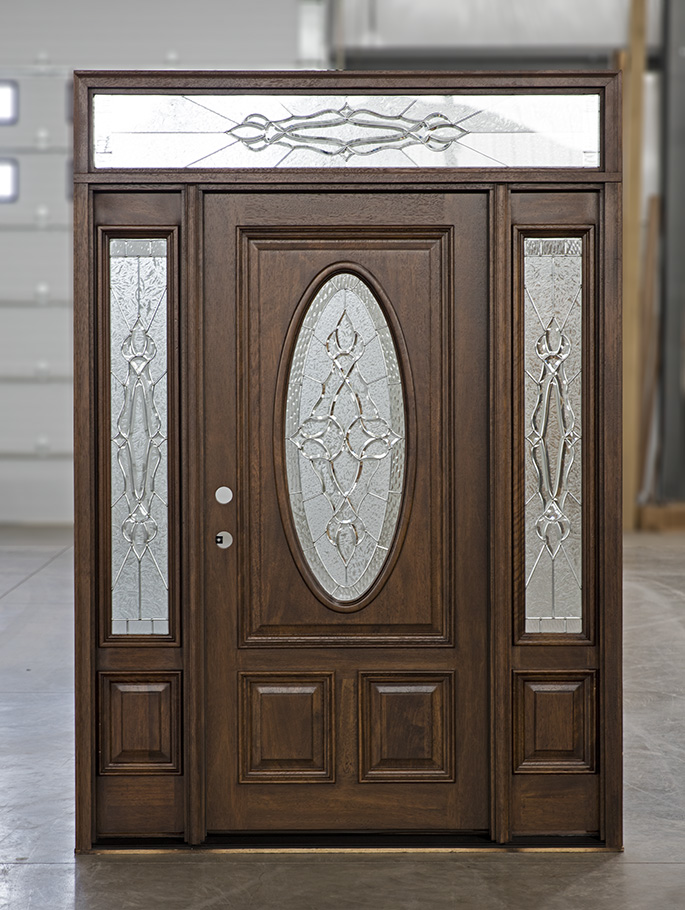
73,70,622,851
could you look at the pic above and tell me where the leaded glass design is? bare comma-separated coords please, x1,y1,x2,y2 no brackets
524,237,583,634
110,238,169,635
285,273,405,603
92,93,600,169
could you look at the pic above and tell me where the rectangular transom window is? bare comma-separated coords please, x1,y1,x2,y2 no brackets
92,93,601,169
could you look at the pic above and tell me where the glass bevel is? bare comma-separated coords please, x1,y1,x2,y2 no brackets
523,236,583,634
92,93,601,170
109,237,169,635
284,272,406,603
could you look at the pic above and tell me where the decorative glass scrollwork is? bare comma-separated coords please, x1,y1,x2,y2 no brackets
524,237,583,634
224,104,467,160
109,238,169,635
92,93,601,169
284,273,405,604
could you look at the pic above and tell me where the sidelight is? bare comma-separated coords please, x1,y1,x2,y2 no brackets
523,237,583,634
109,238,169,635
284,272,405,603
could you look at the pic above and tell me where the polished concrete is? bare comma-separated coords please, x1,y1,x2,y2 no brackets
0,528,683,908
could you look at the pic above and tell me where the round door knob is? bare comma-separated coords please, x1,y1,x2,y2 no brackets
215,486,233,504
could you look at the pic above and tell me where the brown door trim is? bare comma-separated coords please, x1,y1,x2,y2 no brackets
73,71,622,851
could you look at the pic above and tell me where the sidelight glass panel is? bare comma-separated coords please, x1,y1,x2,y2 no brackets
110,238,169,635
285,273,405,602
92,93,600,169
524,237,583,634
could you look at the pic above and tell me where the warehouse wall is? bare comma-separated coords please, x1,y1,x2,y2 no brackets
0,0,302,523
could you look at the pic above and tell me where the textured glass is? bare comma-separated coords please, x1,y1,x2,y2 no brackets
110,238,169,635
285,273,405,603
93,93,600,169
524,238,582,634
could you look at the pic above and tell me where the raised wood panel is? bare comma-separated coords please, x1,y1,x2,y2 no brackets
359,672,455,782
240,673,335,783
513,670,596,773
99,672,182,774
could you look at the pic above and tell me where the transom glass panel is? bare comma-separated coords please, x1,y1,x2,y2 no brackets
285,272,405,603
92,93,600,169
523,237,583,634
109,238,169,635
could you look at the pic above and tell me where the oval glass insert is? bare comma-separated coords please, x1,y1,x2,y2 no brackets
284,272,406,603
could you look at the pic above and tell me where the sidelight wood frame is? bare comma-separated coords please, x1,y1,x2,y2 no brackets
96,225,181,647
74,70,622,852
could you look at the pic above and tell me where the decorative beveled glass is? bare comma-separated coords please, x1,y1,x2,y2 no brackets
284,272,405,603
523,237,583,634
109,238,169,635
92,93,601,169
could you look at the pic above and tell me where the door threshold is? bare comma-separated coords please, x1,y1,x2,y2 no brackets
90,832,613,853
204,832,609,851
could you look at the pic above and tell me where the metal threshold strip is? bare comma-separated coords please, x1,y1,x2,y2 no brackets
91,832,610,853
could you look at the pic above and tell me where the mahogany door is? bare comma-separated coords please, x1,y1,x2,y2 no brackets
202,190,490,834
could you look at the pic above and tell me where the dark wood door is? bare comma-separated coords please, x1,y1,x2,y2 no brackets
203,191,490,833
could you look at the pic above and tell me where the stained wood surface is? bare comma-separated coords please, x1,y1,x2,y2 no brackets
72,71,623,850
202,191,490,832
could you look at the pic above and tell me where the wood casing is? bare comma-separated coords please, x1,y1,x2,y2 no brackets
73,71,622,850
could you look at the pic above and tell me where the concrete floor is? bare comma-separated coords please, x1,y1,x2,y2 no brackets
0,528,683,908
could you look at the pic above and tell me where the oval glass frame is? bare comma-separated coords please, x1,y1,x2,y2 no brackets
275,266,415,612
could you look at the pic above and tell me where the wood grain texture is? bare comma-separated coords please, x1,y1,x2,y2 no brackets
80,193,185,848
96,777,184,837
203,190,490,834
75,171,622,187
73,71,622,848
182,184,206,843
511,775,600,836
73,181,96,852
359,673,455,782
240,227,445,644
490,184,513,843
99,672,182,773
507,185,620,845
513,670,596,773
240,673,334,783
599,181,623,849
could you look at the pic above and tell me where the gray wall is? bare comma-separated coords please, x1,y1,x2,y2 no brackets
0,1,300,69
342,0,662,49
0,0,301,524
